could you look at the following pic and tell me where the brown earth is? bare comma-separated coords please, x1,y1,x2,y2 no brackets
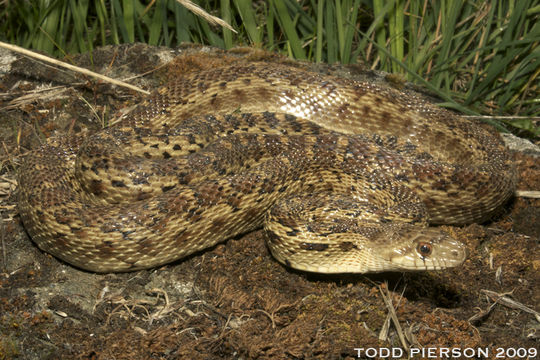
0,44,538,360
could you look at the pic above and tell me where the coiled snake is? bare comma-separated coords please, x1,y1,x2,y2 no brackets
17,62,516,273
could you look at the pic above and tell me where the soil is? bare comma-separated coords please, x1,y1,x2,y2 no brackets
0,44,538,360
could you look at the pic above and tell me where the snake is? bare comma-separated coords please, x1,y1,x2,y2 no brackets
17,62,517,273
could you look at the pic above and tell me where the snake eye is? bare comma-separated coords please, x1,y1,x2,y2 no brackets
417,242,432,257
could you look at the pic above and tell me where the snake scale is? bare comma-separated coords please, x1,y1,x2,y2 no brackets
17,62,517,273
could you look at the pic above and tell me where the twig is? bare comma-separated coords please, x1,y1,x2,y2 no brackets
1,216,6,273
378,283,409,351
176,0,237,33
481,289,540,323
515,190,540,198
468,302,498,324
0,41,150,95
254,309,276,329
462,115,540,121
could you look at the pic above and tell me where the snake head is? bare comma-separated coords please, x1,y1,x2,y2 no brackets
381,226,467,272
266,220,467,274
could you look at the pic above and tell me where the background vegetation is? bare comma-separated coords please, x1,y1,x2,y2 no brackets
1,0,538,136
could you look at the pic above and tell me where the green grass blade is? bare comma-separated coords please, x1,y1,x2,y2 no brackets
315,0,324,63
324,1,337,63
266,2,275,51
271,0,306,60
220,0,234,48
68,0,90,53
148,0,164,45
122,0,135,42
234,0,262,46
389,0,404,73
111,0,129,43
172,0,192,44
95,0,109,46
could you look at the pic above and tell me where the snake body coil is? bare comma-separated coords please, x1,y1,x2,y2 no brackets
17,62,516,273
